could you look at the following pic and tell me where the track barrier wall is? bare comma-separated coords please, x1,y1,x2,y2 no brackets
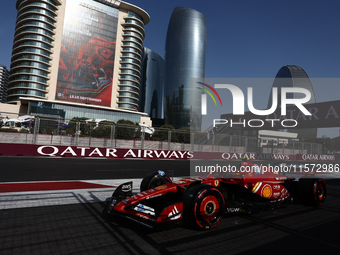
0,143,338,161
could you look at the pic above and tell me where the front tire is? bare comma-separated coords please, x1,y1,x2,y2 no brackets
140,170,171,192
183,184,224,230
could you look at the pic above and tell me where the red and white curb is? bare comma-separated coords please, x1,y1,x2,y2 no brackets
0,179,142,210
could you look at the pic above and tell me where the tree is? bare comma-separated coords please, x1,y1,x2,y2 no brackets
67,117,91,136
116,119,137,140
304,135,338,154
176,128,192,143
331,136,340,153
19,128,29,133
85,119,97,137
92,120,115,138
152,124,176,142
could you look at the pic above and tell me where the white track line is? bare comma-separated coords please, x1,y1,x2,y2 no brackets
0,178,183,210
0,178,141,210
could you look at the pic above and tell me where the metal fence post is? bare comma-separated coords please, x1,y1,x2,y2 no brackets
110,124,115,148
168,129,171,150
33,117,40,144
212,133,215,152
310,143,313,154
58,117,62,145
190,132,194,151
75,121,80,146
89,123,92,147
141,126,145,149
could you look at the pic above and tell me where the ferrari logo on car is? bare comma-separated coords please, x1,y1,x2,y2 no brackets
214,180,219,187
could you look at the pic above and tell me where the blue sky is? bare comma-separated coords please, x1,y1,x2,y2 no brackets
0,0,339,137
130,0,340,79
1,0,340,78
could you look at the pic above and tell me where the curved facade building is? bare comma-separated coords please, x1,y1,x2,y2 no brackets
7,0,61,103
118,8,147,111
164,7,206,129
139,47,164,120
6,0,151,124
269,65,317,139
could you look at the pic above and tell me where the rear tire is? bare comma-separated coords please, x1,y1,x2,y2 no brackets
140,170,171,192
298,178,326,206
183,184,224,230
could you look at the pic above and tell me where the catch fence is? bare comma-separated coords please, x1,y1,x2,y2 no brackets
0,115,322,154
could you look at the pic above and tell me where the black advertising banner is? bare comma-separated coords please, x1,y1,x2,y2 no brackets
56,0,118,106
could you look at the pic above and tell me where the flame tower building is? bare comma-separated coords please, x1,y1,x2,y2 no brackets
269,65,317,139
164,7,206,129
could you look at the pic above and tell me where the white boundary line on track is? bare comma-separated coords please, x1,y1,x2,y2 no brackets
0,179,140,210
0,178,185,210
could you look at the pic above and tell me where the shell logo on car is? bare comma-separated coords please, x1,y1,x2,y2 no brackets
262,185,272,198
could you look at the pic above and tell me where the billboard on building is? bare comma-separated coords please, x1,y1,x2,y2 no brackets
55,0,119,106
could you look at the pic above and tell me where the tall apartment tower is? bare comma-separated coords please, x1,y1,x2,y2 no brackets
164,7,207,129
0,65,9,103
7,0,150,124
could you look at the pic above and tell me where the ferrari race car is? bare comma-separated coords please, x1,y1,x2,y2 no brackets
71,60,111,94
107,160,327,230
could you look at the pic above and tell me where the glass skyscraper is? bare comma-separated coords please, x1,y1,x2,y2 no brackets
139,47,164,120
164,7,206,129
269,65,317,139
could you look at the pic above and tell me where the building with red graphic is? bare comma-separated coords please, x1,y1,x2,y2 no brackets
6,0,151,124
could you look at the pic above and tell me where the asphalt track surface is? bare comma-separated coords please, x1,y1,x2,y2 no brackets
0,157,191,182
1,157,340,255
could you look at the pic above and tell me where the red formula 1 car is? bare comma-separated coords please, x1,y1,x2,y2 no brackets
107,160,326,230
